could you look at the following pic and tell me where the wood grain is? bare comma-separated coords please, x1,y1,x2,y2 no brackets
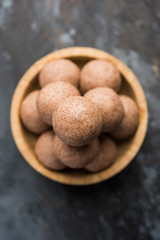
10,47,148,185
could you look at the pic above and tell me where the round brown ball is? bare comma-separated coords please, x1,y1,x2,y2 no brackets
37,81,80,125
35,130,66,170
80,60,122,94
52,96,103,146
85,135,117,172
53,136,99,168
110,95,139,140
84,87,124,132
20,90,50,134
39,59,80,88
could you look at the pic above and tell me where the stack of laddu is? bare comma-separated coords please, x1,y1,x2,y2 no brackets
20,59,139,172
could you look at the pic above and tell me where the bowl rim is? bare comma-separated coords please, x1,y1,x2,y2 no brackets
10,47,148,185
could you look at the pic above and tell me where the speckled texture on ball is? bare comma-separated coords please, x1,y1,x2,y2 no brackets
80,60,122,94
84,87,124,132
53,136,99,168
20,90,50,134
85,135,117,172
35,130,66,170
39,59,80,88
37,82,80,125
111,95,139,140
52,96,103,146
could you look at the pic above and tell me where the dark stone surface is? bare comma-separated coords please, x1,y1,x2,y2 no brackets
0,0,160,239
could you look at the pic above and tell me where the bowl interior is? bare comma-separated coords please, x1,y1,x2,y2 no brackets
11,48,148,185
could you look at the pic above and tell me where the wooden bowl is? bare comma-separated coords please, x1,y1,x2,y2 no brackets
10,47,148,185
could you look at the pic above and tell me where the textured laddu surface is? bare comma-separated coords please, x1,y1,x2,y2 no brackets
20,90,50,134
80,60,122,94
84,87,124,132
1,0,160,240
52,96,103,146
37,81,80,125
85,135,117,172
35,130,66,170
53,136,99,169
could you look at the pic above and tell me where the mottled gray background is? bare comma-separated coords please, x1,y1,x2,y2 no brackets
0,0,160,239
